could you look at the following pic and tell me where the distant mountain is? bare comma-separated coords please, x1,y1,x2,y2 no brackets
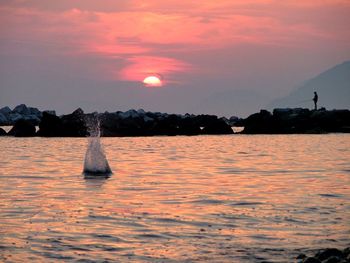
268,61,350,110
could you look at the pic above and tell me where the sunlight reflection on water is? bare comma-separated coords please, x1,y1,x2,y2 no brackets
0,135,349,262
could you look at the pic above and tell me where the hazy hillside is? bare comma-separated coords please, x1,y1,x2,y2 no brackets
268,61,350,110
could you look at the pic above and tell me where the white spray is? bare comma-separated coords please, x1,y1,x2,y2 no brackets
83,117,112,175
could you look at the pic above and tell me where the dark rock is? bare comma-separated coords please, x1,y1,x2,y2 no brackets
12,104,31,115
28,107,42,117
228,116,240,126
241,109,274,134
149,117,179,136
178,117,201,135
38,109,88,137
0,106,11,116
297,254,307,260
202,117,233,134
37,112,63,136
343,247,350,258
43,110,56,116
8,113,23,124
322,256,342,263
0,107,11,125
60,108,88,137
303,257,321,263
22,114,41,125
0,112,9,125
241,108,350,134
316,249,343,261
0,127,7,136
8,119,36,137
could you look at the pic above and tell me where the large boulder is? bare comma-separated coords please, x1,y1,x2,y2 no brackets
8,119,36,137
12,104,31,115
28,107,42,118
0,112,9,125
23,114,41,125
38,108,88,137
8,112,23,124
43,110,56,116
202,117,233,135
309,109,350,133
0,106,12,124
0,127,7,136
37,112,63,136
272,108,312,133
177,116,201,135
315,248,343,262
149,115,180,136
0,106,11,116
60,108,89,137
241,110,274,134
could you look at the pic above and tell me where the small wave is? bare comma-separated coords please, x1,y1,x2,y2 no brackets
135,233,168,239
189,199,224,204
229,201,264,206
319,194,342,198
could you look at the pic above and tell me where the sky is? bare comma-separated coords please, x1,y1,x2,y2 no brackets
0,0,349,117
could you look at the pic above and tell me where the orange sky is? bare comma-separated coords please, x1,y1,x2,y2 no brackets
0,0,349,116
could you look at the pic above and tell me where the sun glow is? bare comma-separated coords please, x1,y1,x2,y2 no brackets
143,75,162,87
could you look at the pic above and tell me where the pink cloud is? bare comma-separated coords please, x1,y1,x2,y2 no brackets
118,56,192,83
1,1,349,83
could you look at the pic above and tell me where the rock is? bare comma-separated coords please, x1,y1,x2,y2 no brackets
28,107,42,117
241,109,274,134
229,116,240,126
143,115,154,122
316,248,343,261
343,247,350,258
303,257,321,263
12,104,31,115
297,254,307,260
0,112,9,125
60,108,88,137
43,110,56,116
8,113,23,123
8,119,36,137
37,112,63,136
178,116,201,135
119,109,139,119
322,256,342,263
137,109,146,115
23,114,41,124
202,117,233,135
241,108,350,134
0,127,7,136
0,106,11,116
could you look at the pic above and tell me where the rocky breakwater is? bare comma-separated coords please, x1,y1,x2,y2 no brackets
98,109,233,137
34,108,233,137
238,108,350,134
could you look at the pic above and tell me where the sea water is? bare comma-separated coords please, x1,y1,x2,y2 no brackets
0,135,349,262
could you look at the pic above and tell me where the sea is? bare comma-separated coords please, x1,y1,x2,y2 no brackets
0,134,349,262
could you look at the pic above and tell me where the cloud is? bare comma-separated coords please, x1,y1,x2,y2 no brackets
1,1,349,84
118,56,192,83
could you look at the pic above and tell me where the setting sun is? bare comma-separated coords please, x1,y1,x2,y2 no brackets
143,75,162,87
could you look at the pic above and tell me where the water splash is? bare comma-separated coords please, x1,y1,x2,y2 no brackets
83,117,112,175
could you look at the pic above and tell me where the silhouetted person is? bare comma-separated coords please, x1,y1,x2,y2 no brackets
313,91,318,110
